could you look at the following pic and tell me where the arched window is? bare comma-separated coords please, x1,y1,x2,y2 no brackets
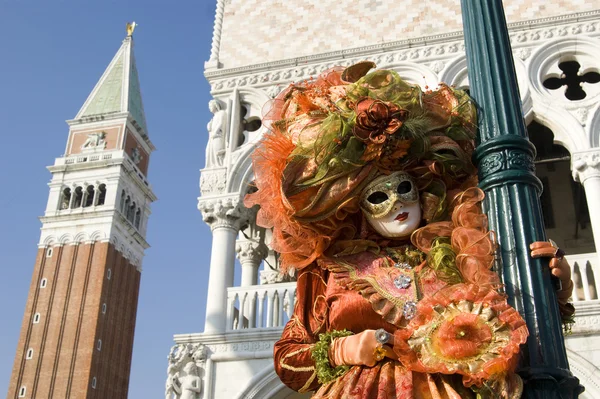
120,190,126,212
26,348,34,360
127,202,136,223
60,187,71,210
84,185,95,207
528,120,595,255
134,208,141,229
18,386,26,397
124,196,131,216
72,186,83,208
236,104,263,147
245,117,262,133
97,184,107,206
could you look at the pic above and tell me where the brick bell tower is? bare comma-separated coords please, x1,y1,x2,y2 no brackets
7,25,155,399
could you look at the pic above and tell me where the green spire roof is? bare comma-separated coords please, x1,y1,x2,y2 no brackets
75,37,149,136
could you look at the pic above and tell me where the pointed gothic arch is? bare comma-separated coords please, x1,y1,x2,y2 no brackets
567,348,600,399
529,104,587,153
588,104,600,147
439,55,531,108
528,119,595,255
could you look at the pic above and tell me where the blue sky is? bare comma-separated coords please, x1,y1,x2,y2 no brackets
0,1,218,397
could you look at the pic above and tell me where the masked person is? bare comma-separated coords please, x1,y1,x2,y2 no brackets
245,62,573,399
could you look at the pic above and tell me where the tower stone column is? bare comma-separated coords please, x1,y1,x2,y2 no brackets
199,196,250,333
572,149,600,257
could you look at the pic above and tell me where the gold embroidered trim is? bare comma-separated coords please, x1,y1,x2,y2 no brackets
337,259,417,306
298,371,317,393
313,294,329,329
286,314,309,341
280,346,316,373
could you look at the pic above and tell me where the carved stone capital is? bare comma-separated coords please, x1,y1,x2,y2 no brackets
198,196,251,231
572,150,600,183
235,240,268,265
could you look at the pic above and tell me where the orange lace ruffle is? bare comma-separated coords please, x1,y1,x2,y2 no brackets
411,187,500,287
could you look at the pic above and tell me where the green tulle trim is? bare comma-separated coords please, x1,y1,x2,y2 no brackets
427,237,463,284
311,329,353,384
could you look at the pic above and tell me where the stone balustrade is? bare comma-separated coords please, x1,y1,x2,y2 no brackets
55,149,150,186
226,282,296,331
569,253,599,303
225,253,600,334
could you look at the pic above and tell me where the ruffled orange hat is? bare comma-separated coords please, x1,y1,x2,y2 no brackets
245,62,479,272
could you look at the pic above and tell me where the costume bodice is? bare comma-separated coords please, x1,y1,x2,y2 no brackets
320,246,447,328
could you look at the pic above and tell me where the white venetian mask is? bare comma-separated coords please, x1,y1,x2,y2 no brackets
360,172,422,238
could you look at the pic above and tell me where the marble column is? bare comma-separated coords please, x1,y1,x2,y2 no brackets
68,184,76,209
236,221,267,287
572,149,600,258
92,182,100,206
199,196,249,333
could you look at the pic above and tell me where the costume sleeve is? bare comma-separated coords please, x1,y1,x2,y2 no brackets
273,265,329,393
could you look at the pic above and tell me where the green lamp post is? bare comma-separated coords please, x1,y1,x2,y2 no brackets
460,1,583,397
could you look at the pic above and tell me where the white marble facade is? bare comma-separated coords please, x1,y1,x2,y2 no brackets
168,2,600,398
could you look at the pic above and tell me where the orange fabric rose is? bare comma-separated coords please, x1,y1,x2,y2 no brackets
353,98,407,143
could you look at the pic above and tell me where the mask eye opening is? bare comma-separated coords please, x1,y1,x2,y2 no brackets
397,181,412,194
367,191,389,205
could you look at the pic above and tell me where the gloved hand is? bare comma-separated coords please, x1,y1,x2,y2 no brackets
530,241,575,319
329,329,397,367
530,241,574,304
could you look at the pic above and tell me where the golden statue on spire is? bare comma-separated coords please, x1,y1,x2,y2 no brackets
126,21,137,37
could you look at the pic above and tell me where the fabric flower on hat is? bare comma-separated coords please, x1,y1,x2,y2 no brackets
353,98,407,143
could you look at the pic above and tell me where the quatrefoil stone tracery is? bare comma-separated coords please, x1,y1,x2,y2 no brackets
543,60,600,101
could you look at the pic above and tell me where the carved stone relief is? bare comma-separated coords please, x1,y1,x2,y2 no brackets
81,132,107,151
131,147,143,165
200,169,227,196
205,339,274,354
206,99,228,168
165,344,206,399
